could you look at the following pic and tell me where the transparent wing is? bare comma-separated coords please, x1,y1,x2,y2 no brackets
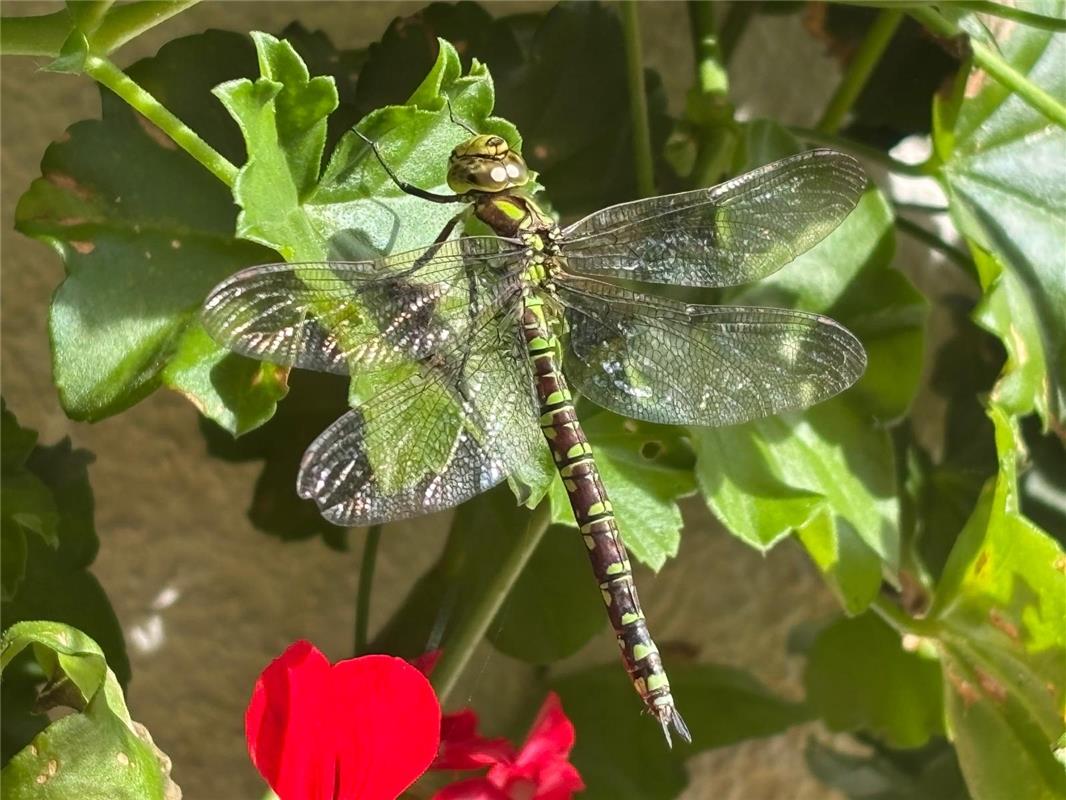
201,237,524,374
557,276,867,427
561,150,865,287
296,303,548,526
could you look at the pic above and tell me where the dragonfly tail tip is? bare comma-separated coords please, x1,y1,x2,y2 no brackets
656,706,691,749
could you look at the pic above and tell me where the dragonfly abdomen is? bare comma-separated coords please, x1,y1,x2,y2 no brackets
520,292,690,746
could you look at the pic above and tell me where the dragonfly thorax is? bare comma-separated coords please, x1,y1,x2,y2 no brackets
447,134,530,194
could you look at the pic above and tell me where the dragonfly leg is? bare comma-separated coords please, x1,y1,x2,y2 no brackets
356,130,467,204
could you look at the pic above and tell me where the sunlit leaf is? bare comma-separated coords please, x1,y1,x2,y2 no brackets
0,622,176,799
927,404,1066,800
14,30,285,434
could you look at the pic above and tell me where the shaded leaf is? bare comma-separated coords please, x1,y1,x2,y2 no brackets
805,613,944,747
0,404,126,706
552,661,810,800
934,0,1066,427
806,736,971,800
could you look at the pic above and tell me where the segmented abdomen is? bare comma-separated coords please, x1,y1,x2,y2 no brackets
519,291,688,743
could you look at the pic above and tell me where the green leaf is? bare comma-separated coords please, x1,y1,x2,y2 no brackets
0,622,177,799
488,524,605,664
1,400,60,580
694,123,923,612
933,0,1066,427
806,736,971,800
371,484,528,659
371,483,602,667
216,33,518,263
0,403,129,717
200,370,351,546
548,412,696,571
552,661,810,799
805,613,945,747
14,30,285,434
927,404,1066,800
352,2,672,214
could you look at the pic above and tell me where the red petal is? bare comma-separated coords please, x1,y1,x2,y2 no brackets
412,649,442,676
485,693,584,799
245,643,441,800
435,709,516,770
513,693,576,770
245,641,337,800
333,655,441,800
432,777,511,800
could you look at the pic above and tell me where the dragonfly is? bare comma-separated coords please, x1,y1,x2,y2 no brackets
202,125,867,745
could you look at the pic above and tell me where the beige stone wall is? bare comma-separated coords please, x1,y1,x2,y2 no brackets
2,3,845,797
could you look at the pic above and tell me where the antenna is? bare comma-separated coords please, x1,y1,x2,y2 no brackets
446,97,479,136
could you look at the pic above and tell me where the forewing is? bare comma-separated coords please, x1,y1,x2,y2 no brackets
562,150,865,287
296,304,548,526
558,277,867,426
201,237,522,374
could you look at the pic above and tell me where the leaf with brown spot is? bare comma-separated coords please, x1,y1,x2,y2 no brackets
15,30,284,434
927,404,1066,799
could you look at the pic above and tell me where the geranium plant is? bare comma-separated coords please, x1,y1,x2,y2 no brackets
1,2,1064,799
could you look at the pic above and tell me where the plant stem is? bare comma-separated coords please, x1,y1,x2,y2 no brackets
353,525,383,656
431,501,551,705
870,593,938,638
816,8,903,135
895,215,977,277
909,5,1066,129
83,55,238,187
954,1,1066,33
0,10,73,56
789,126,930,177
687,0,721,94
0,1,198,57
620,0,655,198
91,0,200,55
717,1,754,66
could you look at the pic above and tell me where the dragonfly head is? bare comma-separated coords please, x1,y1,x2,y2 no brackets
447,134,530,194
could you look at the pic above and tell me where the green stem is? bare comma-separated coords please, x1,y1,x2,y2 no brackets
895,215,977,278
717,0,754,66
909,5,1066,129
870,593,938,638
353,525,383,656
953,1,1066,33
0,1,198,57
620,0,655,198
687,1,724,95
789,126,930,177
83,54,238,187
0,11,73,56
91,0,200,55
431,501,552,705
816,8,904,135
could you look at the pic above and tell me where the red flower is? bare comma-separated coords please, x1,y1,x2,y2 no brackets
246,641,441,800
436,709,516,770
433,693,584,800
